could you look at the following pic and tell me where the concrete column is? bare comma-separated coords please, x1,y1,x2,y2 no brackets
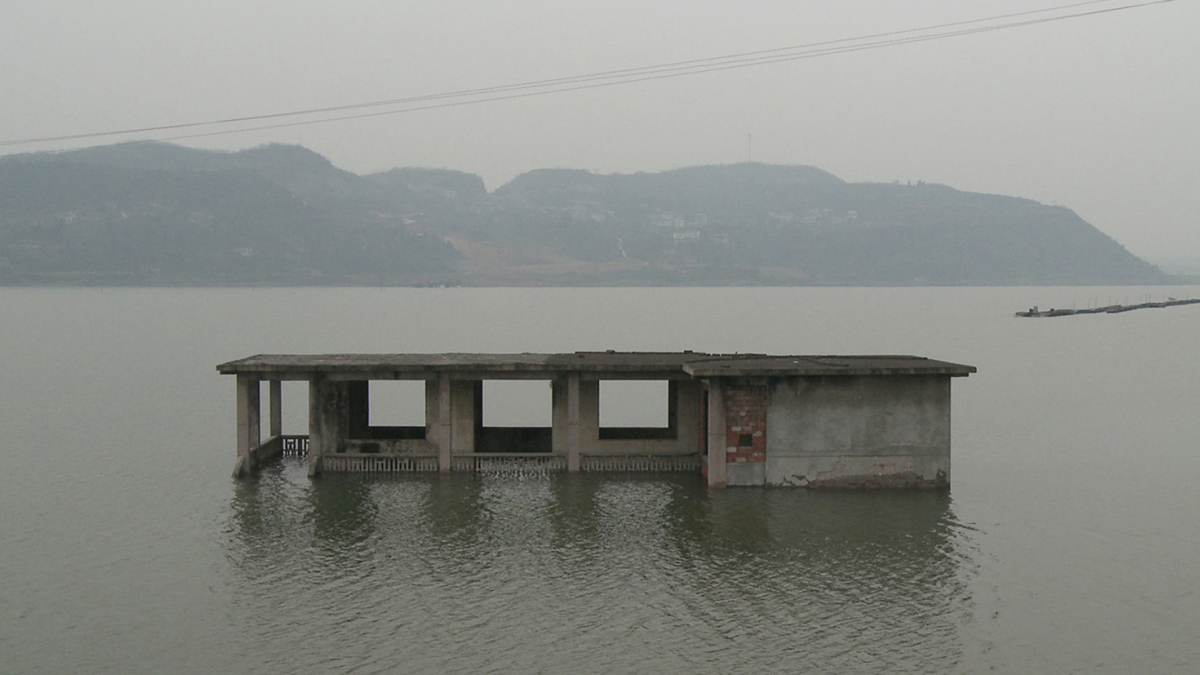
672,379,705,453
450,380,478,454
425,379,439,438
474,380,484,450
234,374,260,478
568,373,581,473
269,380,282,438
706,379,726,488
438,374,452,473
308,379,322,477
551,378,567,455
308,378,347,477
579,379,599,455
667,380,679,432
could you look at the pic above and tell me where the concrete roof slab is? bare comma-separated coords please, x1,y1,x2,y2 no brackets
216,352,976,379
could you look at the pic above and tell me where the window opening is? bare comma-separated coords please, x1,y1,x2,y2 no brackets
479,380,552,453
599,380,676,440
367,380,426,427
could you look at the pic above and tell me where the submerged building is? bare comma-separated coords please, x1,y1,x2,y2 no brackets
217,352,974,488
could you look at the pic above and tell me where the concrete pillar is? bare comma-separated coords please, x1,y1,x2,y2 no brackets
234,374,260,478
309,379,324,478
269,380,282,438
425,378,439,437
667,380,678,432
579,379,599,454
551,377,567,455
308,378,347,477
450,380,478,454
473,380,484,450
438,374,452,473
567,373,581,473
308,379,322,477
706,379,726,488
669,379,705,454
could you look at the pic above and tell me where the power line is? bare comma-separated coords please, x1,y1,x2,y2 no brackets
6,0,1122,143
0,0,1176,148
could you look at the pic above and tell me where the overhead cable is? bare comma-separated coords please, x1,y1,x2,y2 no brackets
0,0,1176,148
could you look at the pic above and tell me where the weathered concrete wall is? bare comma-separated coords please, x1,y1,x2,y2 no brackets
765,375,951,488
551,377,566,455
281,371,953,485
424,376,454,470
578,378,599,456
233,374,261,478
417,378,489,463
425,378,439,439
551,375,592,463
308,378,350,476
223,351,972,482
704,381,726,487
450,379,478,454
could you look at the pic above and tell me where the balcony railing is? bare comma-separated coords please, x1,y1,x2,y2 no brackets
321,454,439,473
280,435,309,456
278,439,701,475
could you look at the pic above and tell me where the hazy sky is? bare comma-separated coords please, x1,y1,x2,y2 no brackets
3,0,1197,259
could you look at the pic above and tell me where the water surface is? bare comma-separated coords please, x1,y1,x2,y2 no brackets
1,286,1197,673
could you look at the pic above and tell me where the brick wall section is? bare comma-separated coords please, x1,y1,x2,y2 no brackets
725,384,767,464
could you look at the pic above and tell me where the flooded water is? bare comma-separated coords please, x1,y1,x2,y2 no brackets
1,286,1198,674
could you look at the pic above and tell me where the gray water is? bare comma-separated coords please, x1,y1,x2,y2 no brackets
1,286,1198,674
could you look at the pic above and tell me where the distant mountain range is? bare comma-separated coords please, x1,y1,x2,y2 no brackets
0,142,1169,286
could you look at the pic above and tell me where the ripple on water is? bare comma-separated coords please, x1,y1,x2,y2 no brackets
220,464,978,674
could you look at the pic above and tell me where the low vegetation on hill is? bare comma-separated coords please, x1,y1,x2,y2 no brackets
0,142,1168,286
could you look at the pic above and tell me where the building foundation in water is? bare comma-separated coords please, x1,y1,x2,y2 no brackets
217,352,975,488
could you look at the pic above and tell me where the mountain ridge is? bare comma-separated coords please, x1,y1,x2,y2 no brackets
0,142,1169,286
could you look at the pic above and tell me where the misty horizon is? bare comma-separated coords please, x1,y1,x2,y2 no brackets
3,0,1197,260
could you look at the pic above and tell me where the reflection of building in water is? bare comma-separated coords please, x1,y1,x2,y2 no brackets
217,352,974,488
682,488,973,670
224,472,974,672
307,477,379,552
